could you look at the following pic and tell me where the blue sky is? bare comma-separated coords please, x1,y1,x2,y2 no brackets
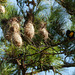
0,0,75,75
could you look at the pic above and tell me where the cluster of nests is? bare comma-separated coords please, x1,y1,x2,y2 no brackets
0,5,49,47
3,17,49,47
0,5,75,48
2,17,74,47
3,17,23,47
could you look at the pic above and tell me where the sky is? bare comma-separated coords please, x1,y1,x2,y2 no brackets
0,0,75,75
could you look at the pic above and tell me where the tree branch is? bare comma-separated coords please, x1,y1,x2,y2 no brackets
55,0,75,15
16,0,26,19
62,63,75,67
25,38,75,57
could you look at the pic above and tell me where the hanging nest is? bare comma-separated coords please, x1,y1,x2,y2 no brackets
12,32,23,47
1,17,23,47
39,22,48,41
8,17,20,33
24,11,35,40
24,19,35,39
3,17,20,40
0,5,5,14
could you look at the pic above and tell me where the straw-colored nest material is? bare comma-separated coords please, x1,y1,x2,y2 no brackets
39,28,48,40
24,20,35,39
0,5,5,13
4,17,20,41
39,22,48,41
8,17,20,33
4,30,12,41
2,17,23,47
12,32,23,47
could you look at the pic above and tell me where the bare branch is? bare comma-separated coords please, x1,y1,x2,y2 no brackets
16,0,26,19
62,63,75,67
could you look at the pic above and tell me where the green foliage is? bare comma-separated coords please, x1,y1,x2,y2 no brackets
0,0,7,3
0,60,17,75
63,0,75,9
0,0,75,74
0,44,18,75
0,4,19,21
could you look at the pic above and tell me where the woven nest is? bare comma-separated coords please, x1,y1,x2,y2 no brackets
0,5,5,13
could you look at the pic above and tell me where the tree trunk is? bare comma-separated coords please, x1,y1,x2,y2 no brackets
21,59,26,75
22,68,25,75
18,66,20,75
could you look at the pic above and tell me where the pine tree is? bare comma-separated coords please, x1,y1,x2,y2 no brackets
0,0,75,75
